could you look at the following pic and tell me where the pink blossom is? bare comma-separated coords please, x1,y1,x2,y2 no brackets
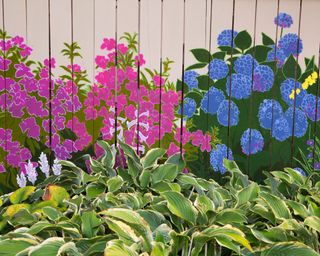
20,44,32,57
0,57,11,71
167,142,180,156
67,64,81,73
20,117,40,140
0,164,5,173
12,36,24,46
135,54,146,66
101,38,116,50
153,75,165,87
95,55,108,69
118,43,128,55
44,58,56,68
14,63,33,78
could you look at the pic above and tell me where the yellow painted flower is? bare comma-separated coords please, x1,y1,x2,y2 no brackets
289,88,301,99
302,82,309,90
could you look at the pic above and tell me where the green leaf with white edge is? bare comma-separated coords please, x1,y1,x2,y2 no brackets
0,238,38,255
161,191,198,224
165,153,185,172
127,155,142,179
234,30,252,51
261,242,319,256
81,211,103,238
97,140,116,168
6,204,31,217
104,240,138,256
86,182,106,199
107,176,123,192
29,237,65,256
9,186,35,204
137,210,166,231
105,218,140,245
152,163,178,184
190,48,211,63
42,206,63,221
251,228,288,244
141,148,166,169
119,140,140,163
286,200,309,218
236,182,260,206
57,242,81,256
284,167,305,185
194,195,215,213
139,169,151,188
260,191,291,219
215,209,247,225
304,216,320,233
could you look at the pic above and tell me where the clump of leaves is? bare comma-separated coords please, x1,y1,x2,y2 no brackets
0,141,319,255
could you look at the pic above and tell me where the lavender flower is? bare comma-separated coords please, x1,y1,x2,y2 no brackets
16,173,27,188
274,13,293,28
25,160,38,185
39,152,50,178
52,158,62,176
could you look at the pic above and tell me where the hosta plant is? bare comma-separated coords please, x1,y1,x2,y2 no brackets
0,141,319,255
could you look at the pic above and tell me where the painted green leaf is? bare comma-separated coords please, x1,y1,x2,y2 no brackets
161,191,198,224
9,186,35,204
234,30,252,51
190,48,211,63
262,32,275,45
186,62,207,71
283,55,301,79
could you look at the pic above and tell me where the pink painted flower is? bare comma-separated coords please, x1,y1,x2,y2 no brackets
153,75,165,87
95,55,108,69
0,57,11,71
167,142,180,156
14,63,33,78
101,38,116,50
44,58,56,68
135,54,146,66
118,43,128,55
20,117,40,141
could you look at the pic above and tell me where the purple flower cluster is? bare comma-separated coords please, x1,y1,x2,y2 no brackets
272,116,291,142
200,87,225,115
274,13,293,28
217,30,238,47
258,99,283,130
210,144,233,174
267,45,287,67
217,100,239,127
240,129,264,155
208,59,229,80
278,33,303,58
234,54,258,76
226,74,252,99
284,107,308,138
301,94,320,122
253,65,274,92
184,70,199,90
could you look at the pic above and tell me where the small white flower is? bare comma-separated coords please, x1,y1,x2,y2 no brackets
52,159,62,176
16,173,27,188
25,160,38,185
39,152,50,178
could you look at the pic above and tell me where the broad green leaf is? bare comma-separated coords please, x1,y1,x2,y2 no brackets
139,170,151,188
194,195,215,213
81,211,102,238
165,154,185,172
42,206,63,221
286,200,309,218
119,140,140,163
97,140,116,168
9,186,35,204
127,155,142,179
236,182,259,206
234,30,252,51
262,32,275,45
161,191,198,224
186,62,207,71
137,210,166,231
29,237,65,256
57,242,81,256
260,191,291,219
86,182,106,199
261,242,319,256
251,228,288,244
104,240,138,256
141,148,166,168
107,176,123,192
283,55,301,79
304,216,320,233
190,48,211,63
215,209,247,225
0,238,38,255
152,163,178,184
6,204,31,217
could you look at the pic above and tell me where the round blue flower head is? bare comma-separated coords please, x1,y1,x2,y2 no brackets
210,144,233,174
294,167,306,176
178,98,197,118
284,107,308,138
184,70,199,90
301,94,320,122
226,74,252,99
253,65,274,92
280,78,306,107
274,13,293,28
234,54,258,76
200,87,225,115
272,116,291,142
217,29,238,47
258,99,283,130
208,59,229,80
278,33,303,57
267,45,287,67
217,100,239,127
240,129,264,155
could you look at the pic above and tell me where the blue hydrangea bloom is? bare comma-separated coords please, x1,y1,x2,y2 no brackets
284,107,308,138
178,98,197,118
253,65,274,92
217,29,238,47
200,87,225,115
208,59,229,80
272,116,291,142
294,167,306,176
280,78,306,107
267,45,287,67
274,13,293,28
226,74,252,99
234,54,258,76
301,94,320,122
210,144,233,174
278,33,303,57
217,100,239,127
240,129,264,155
258,99,283,130
184,70,199,90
